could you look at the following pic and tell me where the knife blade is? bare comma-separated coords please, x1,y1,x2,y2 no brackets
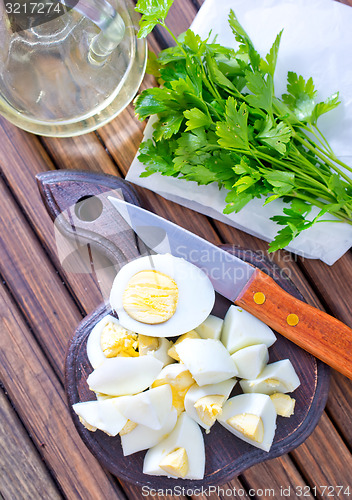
108,196,255,302
108,196,352,380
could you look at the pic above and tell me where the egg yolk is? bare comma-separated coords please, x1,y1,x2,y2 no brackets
159,447,189,478
152,370,194,415
138,334,160,355
270,393,295,417
119,420,138,436
264,378,281,387
123,270,179,324
227,413,264,443
194,395,225,427
100,322,138,358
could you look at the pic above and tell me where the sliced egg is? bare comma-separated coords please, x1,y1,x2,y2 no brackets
120,407,178,456
116,385,172,430
110,254,215,337
87,355,163,396
72,398,127,436
151,363,195,414
184,378,237,429
167,330,201,361
240,359,300,395
139,335,174,366
231,344,269,380
175,338,238,386
143,412,205,480
218,393,277,452
86,315,118,369
195,315,223,340
221,306,276,354
270,393,296,417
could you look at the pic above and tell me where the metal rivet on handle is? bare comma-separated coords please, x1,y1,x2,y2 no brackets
253,292,266,305
287,313,299,326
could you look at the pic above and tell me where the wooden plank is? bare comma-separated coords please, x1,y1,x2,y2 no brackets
0,119,104,315
0,175,83,375
0,388,62,500
292,413,352,493
0,282,125,500
243,455,314,500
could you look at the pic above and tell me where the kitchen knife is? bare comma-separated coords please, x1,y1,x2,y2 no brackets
109,196,352,380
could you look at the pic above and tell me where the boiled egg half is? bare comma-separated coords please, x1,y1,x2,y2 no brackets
110,254,215,337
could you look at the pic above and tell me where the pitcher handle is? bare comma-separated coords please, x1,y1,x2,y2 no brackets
60,0,125,63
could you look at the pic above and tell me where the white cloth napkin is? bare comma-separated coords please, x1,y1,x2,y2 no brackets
127,0,352,265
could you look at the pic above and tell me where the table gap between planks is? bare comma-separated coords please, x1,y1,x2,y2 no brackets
1,0,352,499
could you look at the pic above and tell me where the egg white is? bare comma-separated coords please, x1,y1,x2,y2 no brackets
240,359,300,395
143,412,205,480
184,378,237,429
86,314,120,369
120,407,178,456
218,393,277,452
110,254,215,337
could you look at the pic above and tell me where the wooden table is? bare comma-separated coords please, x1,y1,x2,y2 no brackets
1,1,352,499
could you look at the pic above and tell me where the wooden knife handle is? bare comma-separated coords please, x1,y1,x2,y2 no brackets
235,268,352,379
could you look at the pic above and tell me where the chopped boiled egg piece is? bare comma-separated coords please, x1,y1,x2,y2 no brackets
270,393,296,417
240,359,300,395
139,335,174,366
143,412,205,480
87,355,163,396
175,338,238,386
221,306,276,354
159,448,189,478
119,420,138,436
86,315,119,369
231,344,269,380
227,414,264,443
123,270,179,324
109,254,215,338
218,393,277,452
152,363,195,414
184,378,236,429
100,321,138,358
195,315,223,340
167,330,201,361
120,407,178,456
72,398,127,436
194,396,224,427
115,385,172,430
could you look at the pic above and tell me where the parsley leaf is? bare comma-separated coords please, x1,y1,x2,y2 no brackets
135,0,173,38
257,116,292,154
216,98,249,149
228,9,261,71
245,71,274,114
260,31,283,78
184,108,213,131
282,72,317,122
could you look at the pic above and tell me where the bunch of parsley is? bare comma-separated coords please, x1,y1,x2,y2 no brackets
134,0,352,251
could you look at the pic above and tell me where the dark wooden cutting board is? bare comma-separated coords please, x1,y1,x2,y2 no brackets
37,170,329,489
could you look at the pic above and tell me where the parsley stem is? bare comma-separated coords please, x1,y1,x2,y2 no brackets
294,134,352,185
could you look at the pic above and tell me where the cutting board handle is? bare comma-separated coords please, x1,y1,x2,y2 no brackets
36,170,148,268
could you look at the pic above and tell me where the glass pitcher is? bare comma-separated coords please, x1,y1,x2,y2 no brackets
0,0,147,136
